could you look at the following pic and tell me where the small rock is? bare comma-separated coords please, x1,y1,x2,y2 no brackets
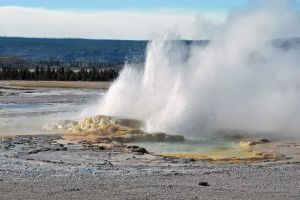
57,144,64,147
95,146,105,150
65,188,80,192
259,138,270,143
182,158,195,163
132,147,148,154
127,145,139,149
199,182,209,186
61,147,68,151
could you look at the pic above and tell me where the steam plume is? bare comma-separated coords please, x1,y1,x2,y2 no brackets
97,1,300,138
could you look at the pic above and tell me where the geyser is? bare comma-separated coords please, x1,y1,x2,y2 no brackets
97,1,300,138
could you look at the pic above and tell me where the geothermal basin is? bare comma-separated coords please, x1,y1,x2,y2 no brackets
0,81,299,163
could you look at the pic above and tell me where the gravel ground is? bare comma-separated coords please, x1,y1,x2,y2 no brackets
0,135,299,200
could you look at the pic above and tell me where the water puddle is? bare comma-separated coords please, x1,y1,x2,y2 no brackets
129,139,237,154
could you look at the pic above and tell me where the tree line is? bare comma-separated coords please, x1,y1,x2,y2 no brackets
0,66,120,81
37,60,124,69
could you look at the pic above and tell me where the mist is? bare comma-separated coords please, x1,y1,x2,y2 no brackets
96,0,300,138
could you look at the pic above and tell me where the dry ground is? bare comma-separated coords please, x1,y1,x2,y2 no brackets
0,134,299,200
0,80,111,89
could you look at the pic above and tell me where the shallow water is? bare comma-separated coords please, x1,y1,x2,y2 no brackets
0,103,45,109
129,139,237,154
0,87,103,135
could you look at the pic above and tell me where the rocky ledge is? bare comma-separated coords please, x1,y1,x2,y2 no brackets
45,115,185,143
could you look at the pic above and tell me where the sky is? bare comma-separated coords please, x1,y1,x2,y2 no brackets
0,0,298,40
0,0,248,11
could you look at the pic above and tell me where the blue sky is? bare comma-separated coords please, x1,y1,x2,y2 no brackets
0,0,248,11
0,0,299,39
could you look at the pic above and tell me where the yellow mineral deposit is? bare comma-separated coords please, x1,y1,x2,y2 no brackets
57,115,184,144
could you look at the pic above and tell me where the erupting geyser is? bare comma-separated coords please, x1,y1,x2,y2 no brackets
97,1,300,138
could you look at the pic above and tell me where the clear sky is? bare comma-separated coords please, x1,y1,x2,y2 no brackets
0,0,299,40
0,0,248,11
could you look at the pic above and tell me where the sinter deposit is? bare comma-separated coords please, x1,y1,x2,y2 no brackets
46,115,185,143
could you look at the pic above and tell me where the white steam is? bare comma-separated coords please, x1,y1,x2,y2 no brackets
97,1,300,138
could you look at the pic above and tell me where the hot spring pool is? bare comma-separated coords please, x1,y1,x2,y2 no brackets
129,139,237,154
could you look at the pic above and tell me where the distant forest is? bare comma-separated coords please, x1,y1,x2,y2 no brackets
0,60,121,81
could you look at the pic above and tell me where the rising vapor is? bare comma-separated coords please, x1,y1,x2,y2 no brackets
97,0,300,138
